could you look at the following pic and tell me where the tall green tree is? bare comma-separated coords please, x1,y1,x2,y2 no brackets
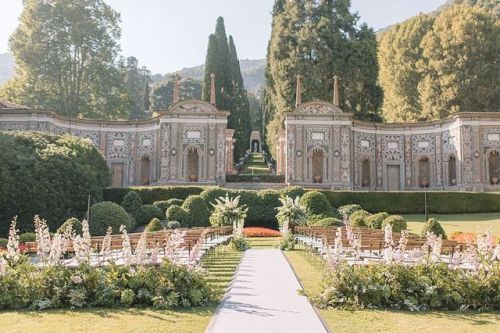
379,5,499,121
378,15,435,122
0,0,129,119
151,77,202,111
202,17,251,159
418,5,499,119
124,56,150,120
264,0,382,157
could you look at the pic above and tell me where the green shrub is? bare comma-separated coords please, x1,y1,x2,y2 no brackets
19,232,36,243
104,186,205,205
316,262,500,311
309,217,343,227
166,221,181,229
338,204,363,219
231,235,249,251
366,212,389,229
226,174,285,183
277,233,295,251
279,186,305,199
0,131,110,236
57,217,83,235
182,195,210,227
421,218,447,239
0,238,7,246
153,199,184,215
382,215,407,232
146,218,163,232
90,202,131,236
0,259,214,310
166,205,189,227
135,205,163,227
300,191,334,216
121,191,142,215
349,210,371,227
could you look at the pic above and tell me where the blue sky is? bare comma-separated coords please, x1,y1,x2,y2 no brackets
0,0,446,73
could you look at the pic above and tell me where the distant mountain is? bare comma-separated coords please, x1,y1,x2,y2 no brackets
163,58,266,94
0,53,15,86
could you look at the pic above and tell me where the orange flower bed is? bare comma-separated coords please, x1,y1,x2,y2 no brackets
243,227,281,237
450,231,497,244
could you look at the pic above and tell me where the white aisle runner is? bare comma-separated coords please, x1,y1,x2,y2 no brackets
205,249,329,333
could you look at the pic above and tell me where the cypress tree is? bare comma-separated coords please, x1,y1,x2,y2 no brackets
202,34,220,103
143,81,151,111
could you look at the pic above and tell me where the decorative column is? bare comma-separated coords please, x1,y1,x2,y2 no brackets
295,75,302,107
226,129,235,174
333,75,340,106
210,74,216,105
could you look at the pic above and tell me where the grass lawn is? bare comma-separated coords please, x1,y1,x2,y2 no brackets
284,246,500,333
247,237,279,248
403,212,500,237
240,153,271,175
0,245,244,333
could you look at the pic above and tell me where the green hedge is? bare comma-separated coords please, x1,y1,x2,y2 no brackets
104,186,205,205
102,187,500,229
0,131,110,236
319,191,500,214
226,174,285,183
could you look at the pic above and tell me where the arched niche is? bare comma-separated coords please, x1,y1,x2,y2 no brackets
448,155,457,186
361,158,371,187
488,150,500,185
311,147,324,183
418,156,430,188
186,146,200,182
141,155,151,186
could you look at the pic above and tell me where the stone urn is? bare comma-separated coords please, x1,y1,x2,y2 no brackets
420,179,429,188
313,175,322,183
362,179,370,187
491,177,499,185
189,174,198,182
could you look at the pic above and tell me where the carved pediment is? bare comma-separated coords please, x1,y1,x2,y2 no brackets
294,101,343,114
169,100,218,113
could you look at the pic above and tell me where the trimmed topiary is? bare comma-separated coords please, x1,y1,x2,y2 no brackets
279,186,305,199
57,217,83,235
166,205,189,227
421,218,447,239
182,195,210,227
338,204,363,219
349,210,371,227
299,191,334,216
310,217,343,227
121,191,142,215
90,202,131,236
382,215,407,232
136,205,163,227
19,232,36,243
167,221,181,229
366,212,389,229
146,218,163,232
153,198,184,215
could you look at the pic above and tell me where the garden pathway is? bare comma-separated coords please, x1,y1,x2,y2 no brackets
205,248,329,333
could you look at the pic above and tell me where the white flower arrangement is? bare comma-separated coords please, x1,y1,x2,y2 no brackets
276,196,307,234
6,217,20,260
210,194,248,236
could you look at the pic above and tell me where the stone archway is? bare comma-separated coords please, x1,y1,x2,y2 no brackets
361,158,371,187
141,155,151,186
448,155,457,186
418,157,430,188
312,148,324,183
186,146,200,182
250,130,261,153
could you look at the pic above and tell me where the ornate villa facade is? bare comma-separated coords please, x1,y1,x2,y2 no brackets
1,75,500,192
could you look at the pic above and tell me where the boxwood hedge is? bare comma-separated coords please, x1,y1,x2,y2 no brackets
102,186,500,229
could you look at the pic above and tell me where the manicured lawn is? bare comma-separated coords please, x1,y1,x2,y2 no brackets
240,153,271,175
403,212,500,237
284,247,500,333
0,245,244,333
247,237,279,248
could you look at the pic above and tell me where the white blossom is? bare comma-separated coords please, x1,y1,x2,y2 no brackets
135,230,149,264
34,215,51,264
120,225,133,266
6,217,20,260
100,227,113,262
